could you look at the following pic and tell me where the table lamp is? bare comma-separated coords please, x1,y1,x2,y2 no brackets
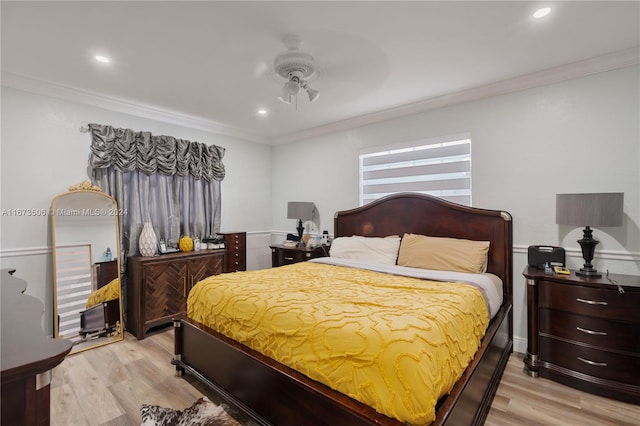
556,192,624,277
287,202,315,246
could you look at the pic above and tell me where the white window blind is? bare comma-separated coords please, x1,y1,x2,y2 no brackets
359,134,471,206
55,243,92,342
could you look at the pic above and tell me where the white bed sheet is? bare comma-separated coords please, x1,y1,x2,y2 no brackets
310,256,503,318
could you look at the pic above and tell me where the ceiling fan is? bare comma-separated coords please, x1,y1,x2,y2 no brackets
273,36,320,104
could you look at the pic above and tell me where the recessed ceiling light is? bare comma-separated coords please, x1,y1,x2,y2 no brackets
94,55,110,63
257,109,268,115
533,7,551,19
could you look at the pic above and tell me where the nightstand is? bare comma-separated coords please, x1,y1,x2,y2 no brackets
269,244,328,267
523,266,640,404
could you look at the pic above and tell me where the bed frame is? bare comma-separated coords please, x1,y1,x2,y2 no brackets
173,193,513,425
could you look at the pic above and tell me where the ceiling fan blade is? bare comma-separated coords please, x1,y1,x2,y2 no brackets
253,60,270,79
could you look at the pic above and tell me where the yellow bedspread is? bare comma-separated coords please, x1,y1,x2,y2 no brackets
187,262,489,425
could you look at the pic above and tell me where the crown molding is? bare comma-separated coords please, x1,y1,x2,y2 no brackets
273,48,640,144
1,72,269,145
3,48,637,146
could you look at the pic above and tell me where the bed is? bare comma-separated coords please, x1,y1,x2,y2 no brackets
173,193,513,425
79,262,120,338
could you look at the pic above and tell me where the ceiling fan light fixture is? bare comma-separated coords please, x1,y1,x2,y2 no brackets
300,80,319,103
284,79,301,96
306,87,320,103
278,92,292,104
273,43,320,105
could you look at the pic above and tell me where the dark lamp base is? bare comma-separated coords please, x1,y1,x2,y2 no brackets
576,226,601,278
576,268,602,278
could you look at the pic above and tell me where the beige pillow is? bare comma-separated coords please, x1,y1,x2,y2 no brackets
397,233,490,273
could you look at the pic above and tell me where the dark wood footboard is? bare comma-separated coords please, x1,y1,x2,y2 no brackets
172,298,512,426
435,299,512,425
172,315,400,425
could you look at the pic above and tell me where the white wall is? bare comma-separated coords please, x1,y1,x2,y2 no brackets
2,66,638,350
0,87,273,333
271,65,640,353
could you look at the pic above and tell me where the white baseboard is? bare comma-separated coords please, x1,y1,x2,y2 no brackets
513,335,527,355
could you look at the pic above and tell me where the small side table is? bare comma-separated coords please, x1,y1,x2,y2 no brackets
269,244,328,267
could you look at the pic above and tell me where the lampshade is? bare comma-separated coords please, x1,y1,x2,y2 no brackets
278,92,292,104
287,202,315,221
284,80,300,96
556,193,624,227
306,88,320,102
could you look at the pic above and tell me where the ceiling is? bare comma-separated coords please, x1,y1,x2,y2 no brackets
2,1,639,145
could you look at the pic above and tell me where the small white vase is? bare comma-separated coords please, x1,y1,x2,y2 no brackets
138,221,158,256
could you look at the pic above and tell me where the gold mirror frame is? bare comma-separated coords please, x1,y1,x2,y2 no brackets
51,181,124,354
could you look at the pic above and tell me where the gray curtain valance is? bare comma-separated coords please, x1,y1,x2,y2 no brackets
88,123,225,181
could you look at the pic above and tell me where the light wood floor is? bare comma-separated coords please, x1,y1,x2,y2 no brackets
51,327,639,425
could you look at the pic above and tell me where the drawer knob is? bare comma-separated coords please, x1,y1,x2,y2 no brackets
576,326,607,336
576,298,608,306
284,257,294,261
577,356,607,367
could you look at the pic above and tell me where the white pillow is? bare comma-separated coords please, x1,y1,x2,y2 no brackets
330,235,401,265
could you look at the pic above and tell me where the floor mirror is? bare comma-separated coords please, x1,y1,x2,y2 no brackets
51,181,124,354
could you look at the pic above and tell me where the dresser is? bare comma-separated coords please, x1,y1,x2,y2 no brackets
523,266,640,404
270,244,328,267
218,232,246,272
127,249,225,339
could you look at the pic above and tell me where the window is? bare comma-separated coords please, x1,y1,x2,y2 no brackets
55,243,92,341
359,134,471,206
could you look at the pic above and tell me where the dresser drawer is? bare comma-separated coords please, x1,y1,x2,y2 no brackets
271,244,327,267
539,281,640,322
279,249,304,265
539,309,640,354
227,233,245,247
539,336,640,386
227,249,246,270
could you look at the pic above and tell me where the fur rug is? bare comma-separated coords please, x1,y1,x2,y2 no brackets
140,397,242,426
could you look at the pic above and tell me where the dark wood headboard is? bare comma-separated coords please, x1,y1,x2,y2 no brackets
94,260,118,289
334,193,513,297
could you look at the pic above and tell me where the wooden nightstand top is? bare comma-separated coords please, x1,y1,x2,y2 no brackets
270,244,326,252
523,266,640,289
